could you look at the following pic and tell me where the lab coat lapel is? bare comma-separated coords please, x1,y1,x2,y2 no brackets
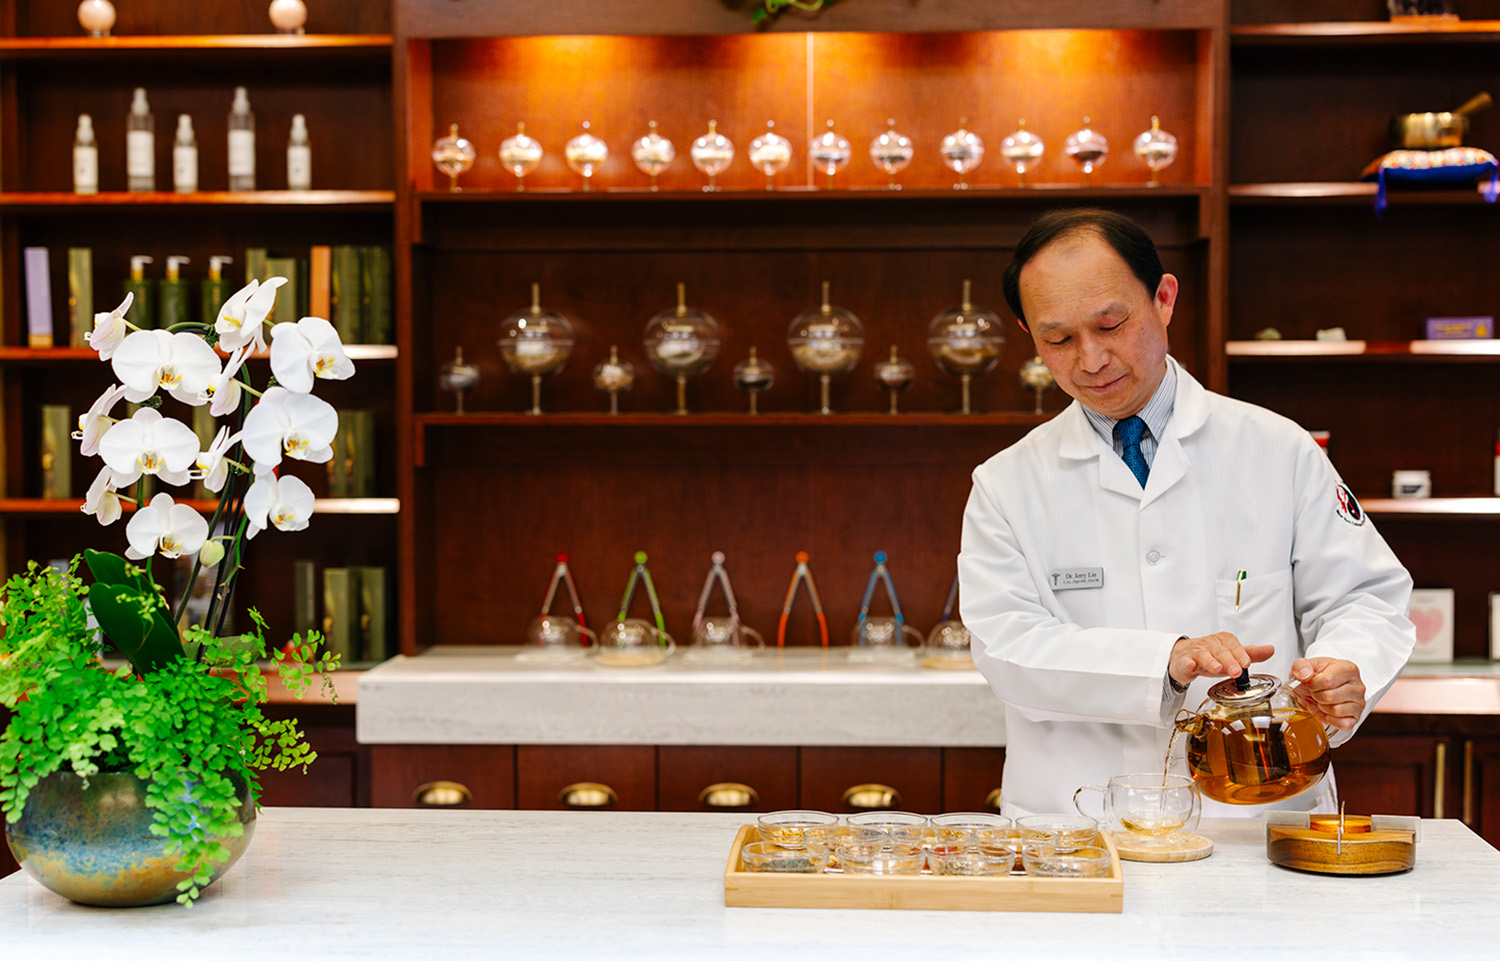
1139,357,1212,508
1056,403,1144,500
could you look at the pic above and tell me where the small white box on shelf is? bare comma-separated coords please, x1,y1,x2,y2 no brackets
1408,588,1455,664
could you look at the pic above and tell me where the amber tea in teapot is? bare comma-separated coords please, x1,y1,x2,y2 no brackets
1174,672,1331,805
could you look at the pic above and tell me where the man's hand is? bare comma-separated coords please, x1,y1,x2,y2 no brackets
1169,632,1275,688
1290,657,1366,732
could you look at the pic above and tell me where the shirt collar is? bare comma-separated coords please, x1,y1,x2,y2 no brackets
1082,360,1177,446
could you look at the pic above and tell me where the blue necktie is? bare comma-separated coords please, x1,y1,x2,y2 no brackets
1116,415,1150,488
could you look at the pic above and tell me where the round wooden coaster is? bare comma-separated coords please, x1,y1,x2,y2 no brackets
1107,831,1214,863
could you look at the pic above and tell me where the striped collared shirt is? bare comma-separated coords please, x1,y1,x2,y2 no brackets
1081,361,1177,469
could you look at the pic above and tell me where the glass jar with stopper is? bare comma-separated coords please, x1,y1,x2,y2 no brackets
733,347,774,415
869,118,914,190
1064,117,1109,185
643,282,721,415
873,346,915,414
927,279,1004,414
1019,355,1057,414
690,120,735,192
940,118,985,190
431,123,476,192
787,281,864,415
593,345,636,415
1000,119,1045,187
748,121,792,191
631,121,675,191
564,121,608,191
437,345,480,414
809,119,852,189
499,122,543,192
497,283,575,415
1133,116,1178,188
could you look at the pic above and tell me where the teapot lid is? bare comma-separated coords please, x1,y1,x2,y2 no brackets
1206,671,1279,706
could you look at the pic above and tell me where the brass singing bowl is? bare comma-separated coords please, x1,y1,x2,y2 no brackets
1391,91,1491,149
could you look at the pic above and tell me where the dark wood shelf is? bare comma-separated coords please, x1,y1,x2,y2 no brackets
0,345,397,364
417,185,1212,205
1232,20,1500,44
1227,340,1500,360
0,497,399,517
1358,498,1500,517
417,410,1051,427
0,190,395,211
1229,183,1498,205
0,34,393,58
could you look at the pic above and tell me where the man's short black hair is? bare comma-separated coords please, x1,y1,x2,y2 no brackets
1001,208,1166,331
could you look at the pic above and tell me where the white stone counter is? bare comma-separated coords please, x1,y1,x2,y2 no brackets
357,646,1009,746
3,809,1497,960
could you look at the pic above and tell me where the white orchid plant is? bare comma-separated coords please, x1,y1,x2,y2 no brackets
0,277,353,904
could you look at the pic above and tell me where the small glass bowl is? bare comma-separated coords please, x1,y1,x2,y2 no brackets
972,826,1020,857
801,824,880,852
756,810,839,849
931,812,1010,833
1015,814,1099,852
741,841,830,874
1021,843,1112,878
837,841,926,876
932,848,1016,876
846,811,928,831
923,826,977,849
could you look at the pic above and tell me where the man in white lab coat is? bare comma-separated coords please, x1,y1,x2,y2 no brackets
958,208,1415,818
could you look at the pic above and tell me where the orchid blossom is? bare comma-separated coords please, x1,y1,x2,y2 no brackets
124,492,210,560
85,291,134,361
81,466,124,526
239,386,338,471
215,277,287,354
243,472,316,539
72,384,131,457
269,316,356,394
97,407,200,489
191,426,241,494
111,329,224,405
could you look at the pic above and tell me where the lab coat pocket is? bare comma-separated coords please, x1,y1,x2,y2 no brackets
1215,568,1297,672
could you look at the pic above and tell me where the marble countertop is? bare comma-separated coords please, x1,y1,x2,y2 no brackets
357,646,1009,746
3,809,1497,960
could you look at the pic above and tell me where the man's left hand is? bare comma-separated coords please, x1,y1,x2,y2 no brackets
1290,657,1365,732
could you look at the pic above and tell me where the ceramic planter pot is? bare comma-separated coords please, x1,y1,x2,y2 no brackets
4,770,256,906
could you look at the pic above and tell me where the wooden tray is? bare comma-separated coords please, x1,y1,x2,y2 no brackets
723,825,1124,913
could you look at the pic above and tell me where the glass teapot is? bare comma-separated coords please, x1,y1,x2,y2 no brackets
1173,671,1331,805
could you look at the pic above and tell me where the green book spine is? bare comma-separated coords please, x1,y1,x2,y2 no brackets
67,248,93,347
322,568,358,663
264,256,300,325
348,409,375,497
244,247,268,285
40,404,71,499
292,559,318,640
330,245,362,343
360,246,393,345
326,417,350,497
351,566,388,662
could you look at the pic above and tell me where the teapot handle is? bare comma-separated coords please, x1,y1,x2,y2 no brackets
901,624,925,649
576,624,598,648
738,626,766,653
652,628,677,657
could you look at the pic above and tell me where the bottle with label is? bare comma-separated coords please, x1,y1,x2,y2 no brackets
287,113,311,190
172,115,198,194
202,255,234,323
73,114,98,195
126,87,154,192
159,256,191,328
228,86,256,191
123,255,155,329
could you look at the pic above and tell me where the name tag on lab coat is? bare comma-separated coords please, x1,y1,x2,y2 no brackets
1048,568,1103,590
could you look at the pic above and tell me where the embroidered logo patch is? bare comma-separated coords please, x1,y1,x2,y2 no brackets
1335,483,1365,526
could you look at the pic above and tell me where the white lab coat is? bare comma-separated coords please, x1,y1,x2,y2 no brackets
958,357,1415,819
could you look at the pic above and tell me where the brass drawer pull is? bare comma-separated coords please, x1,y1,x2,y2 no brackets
842,783,902,810
559,781,618,809
984,787,1003,814
698,782,760,810
413,780,472,807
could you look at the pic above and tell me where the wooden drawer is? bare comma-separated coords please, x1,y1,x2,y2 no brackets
259,705,366,808
799,746,942,814
942,747,1005,813
368,744,516,809
516,745,656,811
658,746,798,813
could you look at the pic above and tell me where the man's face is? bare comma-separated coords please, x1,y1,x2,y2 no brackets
1018,232,1177,420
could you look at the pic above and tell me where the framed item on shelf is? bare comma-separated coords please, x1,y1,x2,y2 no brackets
1407,588,1455,664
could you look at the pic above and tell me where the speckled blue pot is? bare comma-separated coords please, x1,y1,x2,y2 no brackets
4,770,256,906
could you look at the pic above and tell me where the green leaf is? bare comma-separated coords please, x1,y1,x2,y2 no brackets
88,583,184,674
83,550,171,614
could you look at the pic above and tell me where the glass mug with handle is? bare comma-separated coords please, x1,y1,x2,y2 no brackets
517,615,596,662
849,616,923,658
690,615,765,658
1073,773,1200,845
592,617,676,668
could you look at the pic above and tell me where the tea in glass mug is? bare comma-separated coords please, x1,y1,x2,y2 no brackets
1074,773,1200,843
